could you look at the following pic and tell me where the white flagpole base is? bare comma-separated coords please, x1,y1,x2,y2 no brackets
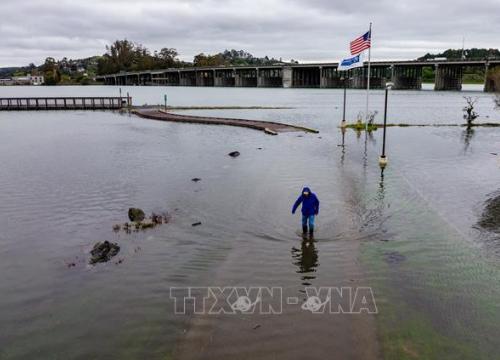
378,155,388,167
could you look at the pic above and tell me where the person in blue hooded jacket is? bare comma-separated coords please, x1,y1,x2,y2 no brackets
292,187,320,234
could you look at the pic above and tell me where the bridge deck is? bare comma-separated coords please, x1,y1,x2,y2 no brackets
132,108,318,134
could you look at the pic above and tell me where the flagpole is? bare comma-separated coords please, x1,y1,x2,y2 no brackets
365,22,372,130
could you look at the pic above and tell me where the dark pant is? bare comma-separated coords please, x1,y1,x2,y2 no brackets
302,215,315,231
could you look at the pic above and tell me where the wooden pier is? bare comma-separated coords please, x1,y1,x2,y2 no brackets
0,97,130,111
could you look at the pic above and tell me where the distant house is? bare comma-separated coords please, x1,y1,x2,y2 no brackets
0,78,14,86
12,76,31,85
1,75,45,86
29,75,44,85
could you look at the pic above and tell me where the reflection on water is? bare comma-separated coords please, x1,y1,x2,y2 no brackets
461,127,475,153
291,236,319,286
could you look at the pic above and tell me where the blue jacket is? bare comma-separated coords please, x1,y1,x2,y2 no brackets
292,187,320,216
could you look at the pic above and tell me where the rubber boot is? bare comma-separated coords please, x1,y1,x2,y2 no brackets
302,225,308,234
309,227,314,236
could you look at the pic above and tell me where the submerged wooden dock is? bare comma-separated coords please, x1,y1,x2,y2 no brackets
132,108,318,134
0,97,130,111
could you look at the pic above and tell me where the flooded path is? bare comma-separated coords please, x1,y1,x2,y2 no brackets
132,108,318,134
173,156,381,360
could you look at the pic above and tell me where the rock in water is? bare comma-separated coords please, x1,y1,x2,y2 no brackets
383,251,406,264
90,241,120,264
228,151,240,157
478,194,500,233
191,177,202,182
128,208,145,222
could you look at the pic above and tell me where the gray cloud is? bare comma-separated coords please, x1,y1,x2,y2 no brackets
1,0,499,66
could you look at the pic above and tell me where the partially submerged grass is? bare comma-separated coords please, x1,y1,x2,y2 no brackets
345,122,379,131
133,105,294,110
343,122,500,130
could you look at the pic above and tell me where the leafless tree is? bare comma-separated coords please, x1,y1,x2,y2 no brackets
463,96,479,126
367,110,379,125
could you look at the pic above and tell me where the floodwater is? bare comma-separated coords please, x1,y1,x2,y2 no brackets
0,85,499,360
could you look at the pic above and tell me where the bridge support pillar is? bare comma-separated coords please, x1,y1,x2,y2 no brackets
164,72,179,86
391,65,422,90
234,70,242,87
292,67,320,88
282,67,292,88
484,64,500,92
257,68,282,87
319,67,326,88
180,71,196,86
350,67,387,89
215,70,235,87
235,69,257,87
321,67,343,88
434,64,463,91
257,68,263,87
195,71,203,86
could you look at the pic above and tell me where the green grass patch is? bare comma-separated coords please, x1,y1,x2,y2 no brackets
345,122,378,131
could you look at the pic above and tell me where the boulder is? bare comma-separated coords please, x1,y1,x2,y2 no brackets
90,241,120,264
128,208,145,222
478,194,500,233
228,151,240,157
383,251,406,264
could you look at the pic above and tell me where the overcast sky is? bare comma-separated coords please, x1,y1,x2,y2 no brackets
1,0,499,67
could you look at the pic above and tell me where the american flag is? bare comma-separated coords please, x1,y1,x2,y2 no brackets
350,31,371,55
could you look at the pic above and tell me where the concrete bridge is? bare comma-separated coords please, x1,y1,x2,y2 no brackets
96,59,500,92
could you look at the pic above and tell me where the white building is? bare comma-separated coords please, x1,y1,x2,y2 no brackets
29,75,44,85
2,75,45,86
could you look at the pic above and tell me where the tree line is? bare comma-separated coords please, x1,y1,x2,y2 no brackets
419,48,500,83
96,40,283,75
418,48,500,61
